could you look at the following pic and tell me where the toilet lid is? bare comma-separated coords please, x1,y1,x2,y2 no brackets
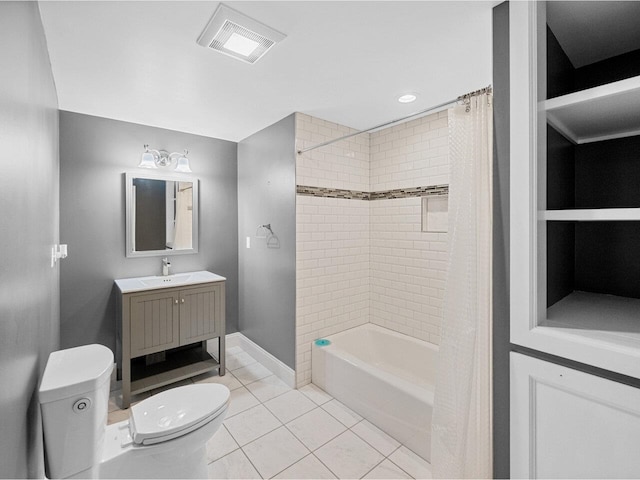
129,383,230,445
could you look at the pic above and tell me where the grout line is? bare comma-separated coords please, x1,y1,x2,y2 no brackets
262,399,316,425
281,407,346,454
223,404,286,448
227,418,282,450
222,389,263,420
359,455,388,479
244,375,291,394
236,424,311,479
298,385,333,406
385,449,418,480
236,375,271,388
223,381,294,421
347,418,402,459
268,452,314,479
319,399,363,428
226,359,259,372
240,446,266,479
205,425,240,466
309,451,341,479
209,444,264,479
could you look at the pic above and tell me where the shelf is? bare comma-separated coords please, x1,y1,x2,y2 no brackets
543,291,640,351
130,345,220,395
543,75,640,144
542,208,640,221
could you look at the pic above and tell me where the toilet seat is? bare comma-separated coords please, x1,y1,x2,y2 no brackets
129,383,230,446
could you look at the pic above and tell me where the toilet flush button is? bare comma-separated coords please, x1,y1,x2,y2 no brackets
73,398,92,413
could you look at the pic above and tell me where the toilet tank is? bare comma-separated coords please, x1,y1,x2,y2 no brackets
39,344,114,479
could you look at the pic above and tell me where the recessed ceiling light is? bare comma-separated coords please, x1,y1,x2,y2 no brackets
197,4,286,64
223,32,260,57
398,94,417,103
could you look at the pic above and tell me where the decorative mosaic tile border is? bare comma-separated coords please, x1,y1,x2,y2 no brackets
369,185,448,200
296,184,448,201
296,186,370,200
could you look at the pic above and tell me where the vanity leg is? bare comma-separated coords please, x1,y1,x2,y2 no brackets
219,335,226,376
122,356,131,409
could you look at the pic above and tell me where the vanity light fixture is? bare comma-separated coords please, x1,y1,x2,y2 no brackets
197,4,286,64
138,145,192,173
398,93,417,103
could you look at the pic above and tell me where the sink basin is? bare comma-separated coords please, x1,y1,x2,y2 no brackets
140,273,194,287
115,271,226,293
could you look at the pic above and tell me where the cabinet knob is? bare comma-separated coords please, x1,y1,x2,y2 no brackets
174,299,178,304
181,298,185,303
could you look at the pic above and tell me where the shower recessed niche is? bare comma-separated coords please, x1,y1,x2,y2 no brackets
421,195,448,233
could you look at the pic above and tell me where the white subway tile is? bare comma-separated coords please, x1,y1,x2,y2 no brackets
295,112,448,386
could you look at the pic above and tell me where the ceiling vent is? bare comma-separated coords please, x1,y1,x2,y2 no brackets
197,4,286,64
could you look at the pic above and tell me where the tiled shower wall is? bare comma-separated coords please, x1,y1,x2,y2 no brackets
295,114,370,387
295,111,449,387
369,112,449,344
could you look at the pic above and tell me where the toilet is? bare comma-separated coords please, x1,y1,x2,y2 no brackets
39,344,230,479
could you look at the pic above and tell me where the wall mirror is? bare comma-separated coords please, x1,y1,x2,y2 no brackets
125,172,199,257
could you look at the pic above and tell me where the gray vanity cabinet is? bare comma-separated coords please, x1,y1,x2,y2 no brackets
116,280,225,408
179,284,223,344
129,290,180,357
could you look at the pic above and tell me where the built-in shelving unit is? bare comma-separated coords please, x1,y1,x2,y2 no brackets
544,76,640,144
510,1,640,380
541,2,640,368
544,291,640,350
509,4,640,475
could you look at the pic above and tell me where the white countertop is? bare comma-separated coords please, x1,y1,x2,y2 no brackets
114,270,226,293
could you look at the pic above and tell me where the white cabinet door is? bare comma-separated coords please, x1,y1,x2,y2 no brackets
511,352,640,478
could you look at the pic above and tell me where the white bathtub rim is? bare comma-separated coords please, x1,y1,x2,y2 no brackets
315,323,439,353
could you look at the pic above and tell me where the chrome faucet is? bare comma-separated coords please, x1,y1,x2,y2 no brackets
162,257,171,276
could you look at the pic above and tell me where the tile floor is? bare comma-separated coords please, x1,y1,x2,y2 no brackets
108,346,432,479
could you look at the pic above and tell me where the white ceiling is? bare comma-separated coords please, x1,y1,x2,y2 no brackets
39,1,493,142
547,1,640,68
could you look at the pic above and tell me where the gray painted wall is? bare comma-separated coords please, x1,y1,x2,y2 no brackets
59,112,239,352
493,2,510,478
0,3,60,477
238,115,296,369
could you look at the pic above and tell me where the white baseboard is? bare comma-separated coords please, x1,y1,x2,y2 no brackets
225,332,296,388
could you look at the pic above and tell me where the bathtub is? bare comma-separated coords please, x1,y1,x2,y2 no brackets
312,324,437,462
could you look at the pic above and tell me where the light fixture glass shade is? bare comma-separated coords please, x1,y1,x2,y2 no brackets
174,155,192,173
138,151,158,168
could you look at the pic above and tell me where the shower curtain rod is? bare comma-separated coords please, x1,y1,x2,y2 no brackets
297,85,492,155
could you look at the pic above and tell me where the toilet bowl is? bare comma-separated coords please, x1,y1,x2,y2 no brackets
39,344,230,479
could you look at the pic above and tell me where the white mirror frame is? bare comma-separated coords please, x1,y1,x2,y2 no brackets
125,171,199,258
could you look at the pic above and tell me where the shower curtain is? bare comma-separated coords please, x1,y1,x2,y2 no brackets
431,92,493,478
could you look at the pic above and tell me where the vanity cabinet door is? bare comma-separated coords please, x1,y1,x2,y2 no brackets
129,291,180,358
179,283,224,344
